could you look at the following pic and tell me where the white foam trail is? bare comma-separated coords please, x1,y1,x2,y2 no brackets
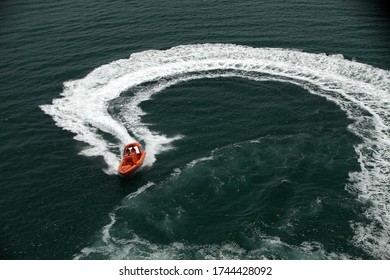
125,181,155,200
102,211,117,244
97,181,157,249
76,231,352,260
42,44,389,258
186,156,214,168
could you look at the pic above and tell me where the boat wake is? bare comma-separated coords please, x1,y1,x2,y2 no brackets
41,44,390,259
74,147,352,260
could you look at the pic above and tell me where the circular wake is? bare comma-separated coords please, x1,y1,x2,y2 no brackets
40,44,390,258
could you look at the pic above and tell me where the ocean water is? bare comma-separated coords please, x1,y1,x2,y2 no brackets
0,0,389,260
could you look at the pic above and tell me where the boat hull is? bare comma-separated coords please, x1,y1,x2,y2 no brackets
118,142,146,176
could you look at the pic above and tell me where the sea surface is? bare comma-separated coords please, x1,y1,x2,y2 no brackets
0,0,389,260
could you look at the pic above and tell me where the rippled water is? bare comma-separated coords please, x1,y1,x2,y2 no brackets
0,0,389,259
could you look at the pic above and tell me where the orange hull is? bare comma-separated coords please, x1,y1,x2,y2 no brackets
118,142,146,176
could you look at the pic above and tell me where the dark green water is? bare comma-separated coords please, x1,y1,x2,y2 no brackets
0,0,389,259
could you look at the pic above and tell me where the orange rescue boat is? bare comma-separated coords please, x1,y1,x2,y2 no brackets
118,142,146,176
